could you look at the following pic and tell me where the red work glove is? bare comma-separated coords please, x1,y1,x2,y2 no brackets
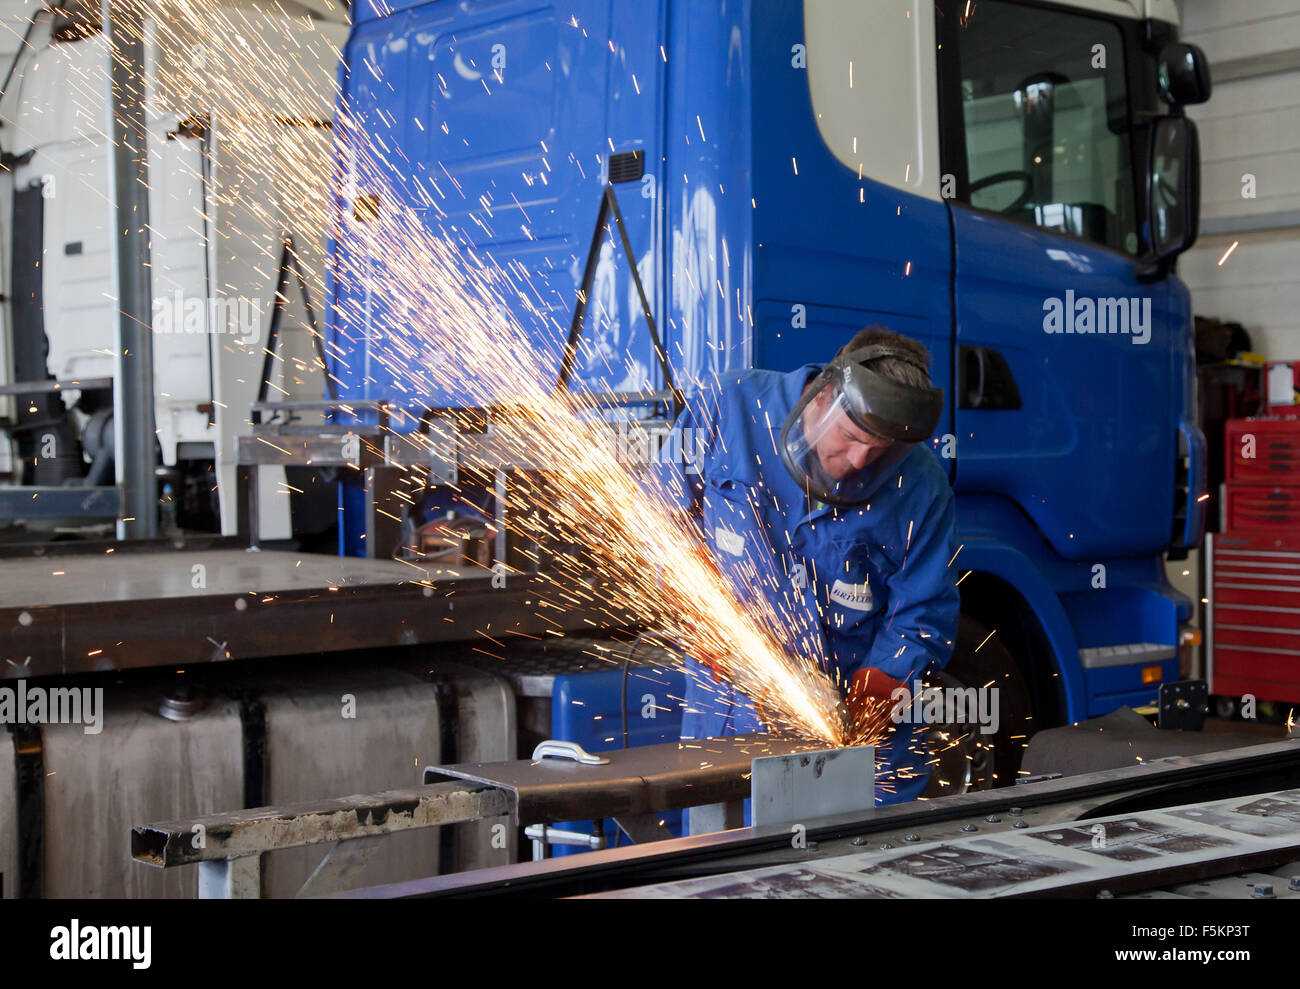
698,649,727,684
846,667,906,728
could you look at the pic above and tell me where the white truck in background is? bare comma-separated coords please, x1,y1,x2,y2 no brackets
0,0,346,539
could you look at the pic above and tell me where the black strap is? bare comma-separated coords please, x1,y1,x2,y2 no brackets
844,344,929,375
555,185,683,417
254,234,337,425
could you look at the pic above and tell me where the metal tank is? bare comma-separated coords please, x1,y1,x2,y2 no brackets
40,684,244,898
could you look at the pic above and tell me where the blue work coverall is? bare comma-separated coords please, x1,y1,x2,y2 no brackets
655,365,960,806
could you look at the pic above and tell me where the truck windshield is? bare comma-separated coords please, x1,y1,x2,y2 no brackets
952,0,1139,256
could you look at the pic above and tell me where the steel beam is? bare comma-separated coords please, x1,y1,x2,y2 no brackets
0,377,113,397
132,782,510,869
0,486,121,519
422,734,825,825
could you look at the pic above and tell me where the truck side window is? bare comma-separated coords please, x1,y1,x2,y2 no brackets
951,1,1138,256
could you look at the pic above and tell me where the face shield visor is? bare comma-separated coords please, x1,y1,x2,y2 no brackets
778,346,944,507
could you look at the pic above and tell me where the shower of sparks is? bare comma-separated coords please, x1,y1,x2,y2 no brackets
0,0,893,746
317,177,849,744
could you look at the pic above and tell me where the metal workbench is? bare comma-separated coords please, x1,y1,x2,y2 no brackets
0,538,627,678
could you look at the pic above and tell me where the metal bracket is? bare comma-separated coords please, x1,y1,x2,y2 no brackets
525,823,606,861
1158,679,1209,731
198,854,261,899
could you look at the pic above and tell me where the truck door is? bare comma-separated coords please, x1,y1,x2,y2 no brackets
333,0,667,406
937,0,1174,561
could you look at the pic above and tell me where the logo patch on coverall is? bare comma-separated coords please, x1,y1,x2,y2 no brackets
829,578,873,612
714,527,745,557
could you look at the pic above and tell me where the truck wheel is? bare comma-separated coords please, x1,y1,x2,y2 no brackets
924,615,1034,795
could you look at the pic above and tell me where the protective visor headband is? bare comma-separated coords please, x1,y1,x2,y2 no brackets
819,345,944,442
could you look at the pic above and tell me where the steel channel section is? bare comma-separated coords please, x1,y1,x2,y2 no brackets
128,735,820,876
236,415,673,472
422,735,826,825
0,535,242,560
340,738,1300,898
0,377,114,396
132,782,511,868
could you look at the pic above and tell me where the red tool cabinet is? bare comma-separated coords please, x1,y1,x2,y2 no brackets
1211,417,1300,702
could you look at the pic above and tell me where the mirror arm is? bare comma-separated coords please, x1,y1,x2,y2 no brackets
1133,254,1171,283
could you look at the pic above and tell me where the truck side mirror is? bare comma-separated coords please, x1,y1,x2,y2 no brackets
1156,42,1211,106
1150,116,1200,257
1136,116,1200,281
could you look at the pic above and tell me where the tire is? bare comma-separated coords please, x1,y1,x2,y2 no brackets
923,615,1034,796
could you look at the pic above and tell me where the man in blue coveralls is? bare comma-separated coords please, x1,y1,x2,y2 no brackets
657,325,960,814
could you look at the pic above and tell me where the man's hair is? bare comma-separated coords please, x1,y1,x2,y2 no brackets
835,324,932,390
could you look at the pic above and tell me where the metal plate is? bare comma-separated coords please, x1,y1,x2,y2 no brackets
751,746,874,828
0,549,630,677
1158,679,1209,731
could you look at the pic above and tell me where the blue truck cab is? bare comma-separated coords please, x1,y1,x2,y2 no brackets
327,0,1209,773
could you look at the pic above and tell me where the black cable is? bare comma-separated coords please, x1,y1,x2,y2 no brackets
285,235,337,401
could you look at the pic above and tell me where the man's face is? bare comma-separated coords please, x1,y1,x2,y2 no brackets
804,389,893,480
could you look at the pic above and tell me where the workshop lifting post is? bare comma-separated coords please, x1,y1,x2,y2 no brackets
102,0,158,540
